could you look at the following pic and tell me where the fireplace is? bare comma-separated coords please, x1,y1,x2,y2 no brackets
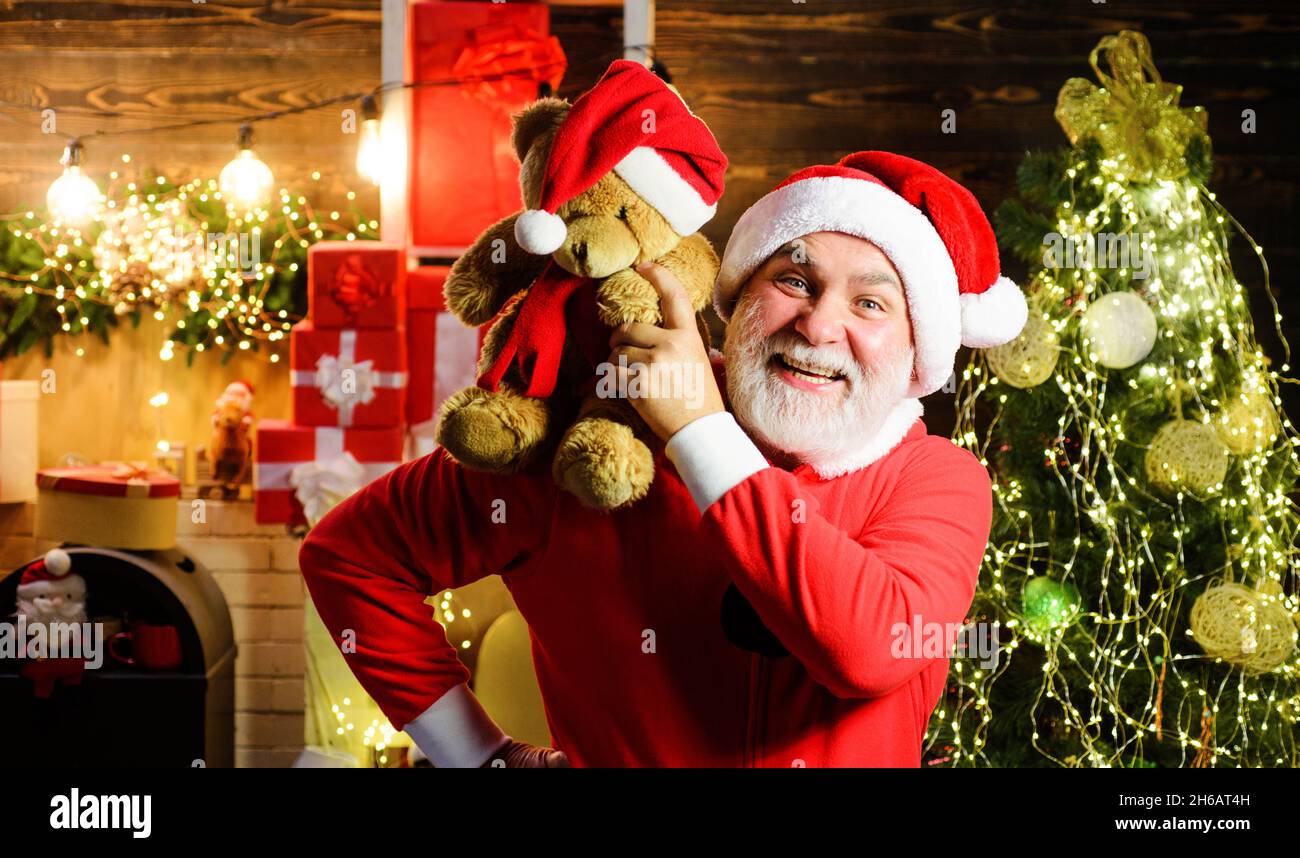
0,545,237,767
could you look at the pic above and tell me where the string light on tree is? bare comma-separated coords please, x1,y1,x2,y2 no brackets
930,31,1300,769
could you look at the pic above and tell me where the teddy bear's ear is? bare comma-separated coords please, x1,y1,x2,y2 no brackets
510,97,570,163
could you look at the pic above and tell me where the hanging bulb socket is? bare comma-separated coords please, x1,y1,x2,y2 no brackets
360,94,380,123
60,138,85,169
236,123,255,151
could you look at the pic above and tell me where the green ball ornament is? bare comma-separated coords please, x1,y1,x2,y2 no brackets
1022,577,1081,635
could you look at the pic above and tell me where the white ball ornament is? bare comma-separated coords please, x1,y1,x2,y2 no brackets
1081,291,1157,369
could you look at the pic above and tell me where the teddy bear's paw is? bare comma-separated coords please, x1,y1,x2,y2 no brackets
444,270,504,326
435,386,550,473
552,418,655,511
596,270,662,328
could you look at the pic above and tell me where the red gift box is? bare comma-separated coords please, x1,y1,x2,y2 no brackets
409,1,565,251
308,241,407,329
36,461,180,499
290,321,408,427
254,421,405,525
406,266,483,438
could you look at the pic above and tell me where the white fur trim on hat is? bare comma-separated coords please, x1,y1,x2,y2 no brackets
613,147,718,238
715,175,962,398
515,209,568,255
960,275,1029,348
17,577,86,599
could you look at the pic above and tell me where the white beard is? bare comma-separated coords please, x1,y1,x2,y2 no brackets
17,585,88,626
723,291,915,467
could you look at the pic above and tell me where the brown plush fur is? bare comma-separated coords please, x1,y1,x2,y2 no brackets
435,98,720,510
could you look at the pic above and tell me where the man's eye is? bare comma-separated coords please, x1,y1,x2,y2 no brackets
857,299,881,311
777,276,808,291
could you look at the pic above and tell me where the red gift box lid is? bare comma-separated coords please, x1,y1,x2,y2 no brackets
408,265,451,312
37,461,181,499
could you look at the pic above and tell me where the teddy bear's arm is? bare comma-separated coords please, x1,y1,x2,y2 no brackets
444,213,551,326
654,232,720,313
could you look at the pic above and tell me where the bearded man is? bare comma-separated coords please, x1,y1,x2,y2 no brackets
298,151,1028,768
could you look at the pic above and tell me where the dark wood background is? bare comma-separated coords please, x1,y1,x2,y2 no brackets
2,0,1297,438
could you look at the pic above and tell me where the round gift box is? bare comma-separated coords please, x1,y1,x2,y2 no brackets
34,464,180,551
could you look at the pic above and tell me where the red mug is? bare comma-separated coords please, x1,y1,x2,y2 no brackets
109,623,182,671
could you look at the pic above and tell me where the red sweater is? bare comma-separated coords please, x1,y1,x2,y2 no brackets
298,399,992,767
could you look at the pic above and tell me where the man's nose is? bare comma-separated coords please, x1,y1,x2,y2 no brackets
793,296,847,347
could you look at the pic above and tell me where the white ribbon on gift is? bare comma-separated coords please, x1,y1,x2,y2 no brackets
407,311,481,459
289,451,365,528
291,329,407,426
255,427,401,519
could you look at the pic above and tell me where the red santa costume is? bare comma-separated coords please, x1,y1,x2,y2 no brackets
298,144,1028,767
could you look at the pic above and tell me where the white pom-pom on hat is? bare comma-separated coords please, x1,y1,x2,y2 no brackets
960,275,1030,349
43,548,72,577
514,209,568,256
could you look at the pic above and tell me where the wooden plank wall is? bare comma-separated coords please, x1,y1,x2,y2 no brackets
0,0,619,468
2,0,1296,461
656,0,1300,434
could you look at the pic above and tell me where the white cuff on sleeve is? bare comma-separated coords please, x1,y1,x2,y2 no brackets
665,411,769,515
404,683,512,768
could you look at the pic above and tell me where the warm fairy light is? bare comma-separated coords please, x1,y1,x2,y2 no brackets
6,150,371,362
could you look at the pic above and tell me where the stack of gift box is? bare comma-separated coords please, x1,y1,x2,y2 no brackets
254,243,400,526
254,243,485,526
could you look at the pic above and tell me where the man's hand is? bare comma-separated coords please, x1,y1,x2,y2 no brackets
608,262,725,442
480,739,571,768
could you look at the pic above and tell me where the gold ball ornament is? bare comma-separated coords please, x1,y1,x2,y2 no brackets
1144,418,1229,495
1190,580,1297,674
1214,392,1279,455
984,310,1060,388
1081,291,1157,369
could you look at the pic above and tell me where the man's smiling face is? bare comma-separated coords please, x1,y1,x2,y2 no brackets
722,231,917,464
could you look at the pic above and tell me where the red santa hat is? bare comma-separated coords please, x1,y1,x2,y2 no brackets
16,548,79,598
228,379,254,396
513,59,728,256
714,151,1029,398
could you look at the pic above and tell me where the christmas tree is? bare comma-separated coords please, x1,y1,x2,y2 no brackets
927,30,1300,767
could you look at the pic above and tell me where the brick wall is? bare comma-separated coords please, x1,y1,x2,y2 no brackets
174,499,305,768
0,497,308,768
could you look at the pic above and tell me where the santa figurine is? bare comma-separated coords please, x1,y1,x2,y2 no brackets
213,379,255,429
206,379,255,500
15,548,89,699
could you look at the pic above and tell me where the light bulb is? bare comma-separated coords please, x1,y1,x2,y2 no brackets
219,124,274,209
356,119,385,186
46,140,101,227
355,95,384,186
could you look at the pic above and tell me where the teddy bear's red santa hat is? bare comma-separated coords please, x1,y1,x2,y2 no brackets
514,59,728,255
714,151,1029,398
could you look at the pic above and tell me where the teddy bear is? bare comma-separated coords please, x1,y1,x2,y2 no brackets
434,59,727,510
